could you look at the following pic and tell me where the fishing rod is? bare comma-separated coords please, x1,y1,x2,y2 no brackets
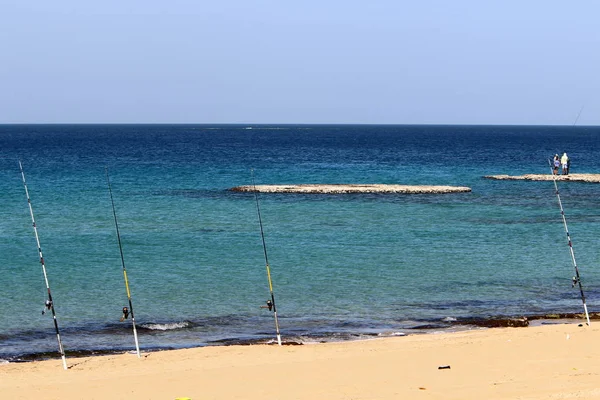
105,167,141,357
547,158,591,325
251,170,282,346
573,105,585,126
18,160,68,370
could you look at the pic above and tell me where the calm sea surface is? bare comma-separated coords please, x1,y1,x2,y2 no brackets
1,124,600,362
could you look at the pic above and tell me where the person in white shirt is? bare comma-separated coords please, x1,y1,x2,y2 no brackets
561,153,569,175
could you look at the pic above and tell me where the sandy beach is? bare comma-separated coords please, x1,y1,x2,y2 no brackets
2,323,600,400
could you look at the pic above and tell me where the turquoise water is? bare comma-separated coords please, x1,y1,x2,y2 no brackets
1,124,599,361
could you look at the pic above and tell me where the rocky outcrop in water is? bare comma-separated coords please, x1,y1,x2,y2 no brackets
528,312,600,321
231,184,472,194
484,174,600,183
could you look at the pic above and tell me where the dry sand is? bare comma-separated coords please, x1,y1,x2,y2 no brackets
2,323,600,399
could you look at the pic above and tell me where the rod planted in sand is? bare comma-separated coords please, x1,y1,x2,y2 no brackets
106,167,141,357
547,158,591,326
251,170,282,345
19,160,68,370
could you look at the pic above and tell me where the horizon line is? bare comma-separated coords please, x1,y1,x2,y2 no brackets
0,122,599,127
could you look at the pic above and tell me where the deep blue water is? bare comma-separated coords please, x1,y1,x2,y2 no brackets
1,124,600,363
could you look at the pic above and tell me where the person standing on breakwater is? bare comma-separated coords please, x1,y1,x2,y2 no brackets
553,154,560,175
561,152,569,175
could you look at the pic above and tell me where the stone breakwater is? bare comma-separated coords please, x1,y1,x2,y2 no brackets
231,184,472,194
484,173,600,183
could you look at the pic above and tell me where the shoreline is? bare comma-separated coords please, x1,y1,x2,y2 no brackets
2,313,596,365
2,322,600,399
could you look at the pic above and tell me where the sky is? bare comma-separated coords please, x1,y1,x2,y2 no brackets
1,1,599,125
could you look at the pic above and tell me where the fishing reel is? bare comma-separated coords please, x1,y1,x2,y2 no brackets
572,276,580,288
41,300,52,315
260,300,274,312
120,306,130,322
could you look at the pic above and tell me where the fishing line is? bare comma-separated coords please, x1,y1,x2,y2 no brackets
106,167,141,357
547,158,591,325
18,160,68,370
251,169,282,346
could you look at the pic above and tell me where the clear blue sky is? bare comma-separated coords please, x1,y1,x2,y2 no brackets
1,1,599,125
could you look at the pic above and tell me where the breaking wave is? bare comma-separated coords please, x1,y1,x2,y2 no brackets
139,321,193,331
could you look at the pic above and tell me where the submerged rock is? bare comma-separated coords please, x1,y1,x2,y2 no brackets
459,317,530,328
528,312,600,321
231,184,472,194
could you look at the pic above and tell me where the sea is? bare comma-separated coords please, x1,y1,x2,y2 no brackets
1,124,600,363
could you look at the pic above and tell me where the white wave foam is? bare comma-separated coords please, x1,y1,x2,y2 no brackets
141,321,191,331
389,331,406,336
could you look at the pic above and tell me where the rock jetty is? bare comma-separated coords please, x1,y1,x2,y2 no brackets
484,174,600,183
231,184,472,194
